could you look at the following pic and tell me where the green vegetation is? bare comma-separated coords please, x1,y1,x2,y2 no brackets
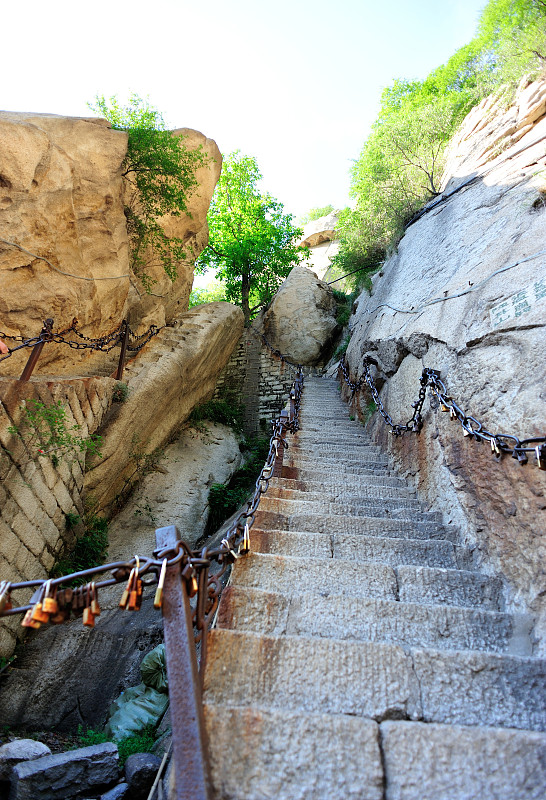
52,512,109,581
197,151,308,325
77,724,156,768
89,94,209,290
206,436,270,533
112,382,129,403
189,397,245,432
300,204,335,224
8,399,102,469
335,0,546,285
188,282,226,307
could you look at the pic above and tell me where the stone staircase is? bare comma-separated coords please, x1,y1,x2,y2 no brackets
201,375,546,800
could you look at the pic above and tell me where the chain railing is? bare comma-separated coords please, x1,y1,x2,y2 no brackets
0,317,164,381
0,362,304,799
340,355,546,469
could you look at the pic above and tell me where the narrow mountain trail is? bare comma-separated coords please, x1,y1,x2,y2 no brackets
200,374,546,800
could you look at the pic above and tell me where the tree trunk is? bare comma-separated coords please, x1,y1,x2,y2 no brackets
241,270,251,326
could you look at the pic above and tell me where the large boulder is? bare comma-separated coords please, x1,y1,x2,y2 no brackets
345,78,546,648
263,266,338,365
0,113,221,375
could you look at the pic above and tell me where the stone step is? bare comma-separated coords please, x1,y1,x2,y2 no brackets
266,486,422,511
286,449,387,464
204,708,546,800
217,586,519,653
250,528,471,570
258,495,442,523
254,509,457,542
285,457,391,473
290,441,379,453
204,629,546,731
231,553,501,609
270,475,414,497
260,493,442,527
275,472,410,491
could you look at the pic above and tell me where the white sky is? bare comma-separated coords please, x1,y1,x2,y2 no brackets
2,0,485,220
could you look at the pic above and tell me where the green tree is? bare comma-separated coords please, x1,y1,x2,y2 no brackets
89,94,209,289
335,0,546,285
197,152,308,324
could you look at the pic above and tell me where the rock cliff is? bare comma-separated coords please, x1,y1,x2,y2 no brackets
0,113,221,375
344,77,546,649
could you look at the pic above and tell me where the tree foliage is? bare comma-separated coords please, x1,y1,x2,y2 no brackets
335,0,546,288
89,94,209,289
197,152,308,324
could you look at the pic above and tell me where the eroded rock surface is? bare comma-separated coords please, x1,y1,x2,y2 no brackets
0,113,220,375
344,78,546,648
85,302,244,514
263,265,338,365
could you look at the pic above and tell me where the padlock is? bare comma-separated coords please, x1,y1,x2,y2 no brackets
50,589,70,624
21,608,41,629
128,568,143,611
0,582,12,614
90,583,101,616
239,523,251,555
536,444,546,470
491,438,502,456
154,559,167,610
42,581,58,615
463,427,472,437
512,449,528,465
82,585,95,628
119,568,135,609
31,585,50,624
449,407,457,420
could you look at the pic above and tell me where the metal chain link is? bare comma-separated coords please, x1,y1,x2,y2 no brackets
0,365,305,630
0,318,164,362
340,356,546,468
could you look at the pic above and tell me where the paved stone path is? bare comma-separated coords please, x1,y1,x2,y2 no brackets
201,375,546,799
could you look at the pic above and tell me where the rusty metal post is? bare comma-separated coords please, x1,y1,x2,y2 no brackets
114,320,129,381
155,525,211,800
273,410,289,477
19,319,53,382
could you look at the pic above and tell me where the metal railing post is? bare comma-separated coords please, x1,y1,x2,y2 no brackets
19,319,53,382
114,320,129,381
273,410,289,477
155,525,211,800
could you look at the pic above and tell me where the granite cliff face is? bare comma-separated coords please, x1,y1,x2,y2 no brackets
344,77,546,649
0,113,221,375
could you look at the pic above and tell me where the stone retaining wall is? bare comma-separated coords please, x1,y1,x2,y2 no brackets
213,330,296,435
0,377,114,656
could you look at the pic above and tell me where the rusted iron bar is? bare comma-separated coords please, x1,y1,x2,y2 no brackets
19,318,53,382
155,525,211,800
114,320,129,381
273,409,289,477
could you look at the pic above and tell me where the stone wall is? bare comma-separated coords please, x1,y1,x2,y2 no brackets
213,329,297,435
0,376,114,656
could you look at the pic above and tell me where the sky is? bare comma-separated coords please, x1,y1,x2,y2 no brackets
2,0,486,221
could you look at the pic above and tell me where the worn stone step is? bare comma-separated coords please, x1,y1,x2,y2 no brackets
258,495,442,524
204,629,546,731
254,509,455,541
231,553,499,609
270,475,414,497
204,705,385,800
267,486,422,511
286,450,388,465
285,458,391,474
275,472,410,491
290,441,380,454
218,586,519,653
250,528,469,570
205,708,546,800
379,720,546,800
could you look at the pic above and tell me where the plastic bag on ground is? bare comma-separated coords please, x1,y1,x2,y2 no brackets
140,644,168,693
105,684,169,741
